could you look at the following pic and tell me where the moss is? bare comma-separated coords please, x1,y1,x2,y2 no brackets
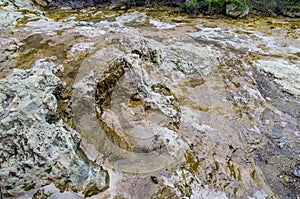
185,0,202,9
196,105,209,112
22,183,36,191
252,0,300,16
42,0,299,17
45,114,56,124
95,61,125,111
184,152,199,173
250,169,256,179
158,186,178,198
83,183,101,197
44,167,52,174
83,182,109,197
33,189,53,199
208,0,224,12
183,0,250,15
292,5,300,12
186,77,205,88
183,0,300,17
177,181,193,197
98,118,133,151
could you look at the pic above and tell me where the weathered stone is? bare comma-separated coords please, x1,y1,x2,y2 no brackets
0,66,108,197
226,1,249,18
255,59,300,98
1,4,300,199
0,0,45,27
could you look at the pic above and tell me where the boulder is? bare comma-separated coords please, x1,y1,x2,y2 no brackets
0,66,108,197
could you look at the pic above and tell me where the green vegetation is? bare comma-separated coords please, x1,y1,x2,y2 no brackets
83,182,109,197
183,0,300,16
183,0,251,16
44,0,300,17
22,183,36,191
254,0,300,16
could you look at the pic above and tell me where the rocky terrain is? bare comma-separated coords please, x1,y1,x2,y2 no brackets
0,0,299,198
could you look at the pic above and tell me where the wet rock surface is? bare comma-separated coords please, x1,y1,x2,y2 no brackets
0,3,300,199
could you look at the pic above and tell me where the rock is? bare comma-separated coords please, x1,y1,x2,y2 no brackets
0,0,45,27
249,190,268,199
0,67,108,197
73,46,187,173
293,170,300,178
226,1,249,18
283,10,300,18
34,0,48,7
255,59,300,98
226,3,242,18
151,176,159,184
163,168,229,198
169,43,224,76
0,10,22,27
0,36,22,77
75,26,106,37
152,186,179,199
1,5,299,199
32,189,52,199
149,19,178,29
15,0,35,9
68,42,96,58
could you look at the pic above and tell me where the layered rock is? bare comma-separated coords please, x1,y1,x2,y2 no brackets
255,59,300,98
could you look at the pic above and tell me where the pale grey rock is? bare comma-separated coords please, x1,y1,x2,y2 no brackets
33,58,64,73
294,170,300,178
149,19,178,29
169,43,224,76
75,26,106,37
73,48,187,173
163,168,229,199
255,59,300,98
0,10,23,27
68,42,96,57
15,0,35,9
249,190,268,199
25,19,76,33
0,0,44,27
0,37,22,76
0,67,107,196
226,3,241,18
114,12,148,26
188,26,263,54
122,54,179,117
226,1,249,18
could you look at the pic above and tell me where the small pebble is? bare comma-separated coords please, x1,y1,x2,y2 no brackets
280,121,287,128
274,109,281,115
293,170,300,178
265,119,270,125
283,176,290,183
151,176,158,184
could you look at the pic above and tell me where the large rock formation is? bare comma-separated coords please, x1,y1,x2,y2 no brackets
0,2,299,199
